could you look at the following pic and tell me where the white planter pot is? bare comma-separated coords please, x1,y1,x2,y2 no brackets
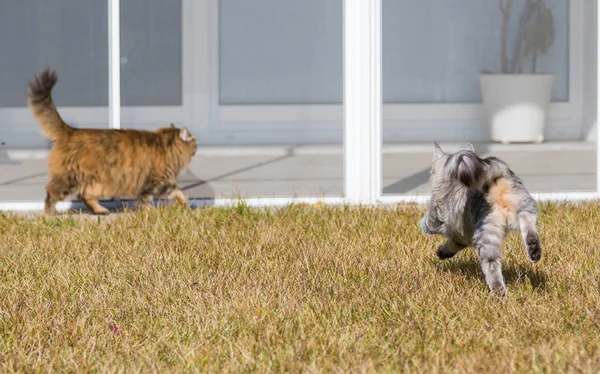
479,73,555,144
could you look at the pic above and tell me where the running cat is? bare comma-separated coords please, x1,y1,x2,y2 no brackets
419,142,542,296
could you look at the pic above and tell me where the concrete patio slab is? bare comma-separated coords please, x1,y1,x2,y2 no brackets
0,142,595,203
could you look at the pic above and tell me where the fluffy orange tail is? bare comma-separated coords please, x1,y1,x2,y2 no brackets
27,69,72,141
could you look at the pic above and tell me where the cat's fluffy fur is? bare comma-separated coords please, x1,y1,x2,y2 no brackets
28,68,198,215
419,142,542,297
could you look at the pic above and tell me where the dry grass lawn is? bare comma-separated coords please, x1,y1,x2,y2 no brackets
0,201,599,373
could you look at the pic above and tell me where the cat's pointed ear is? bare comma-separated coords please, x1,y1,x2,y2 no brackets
170,123,176,128
433,142,444,162
179,127,193,142
461,142,475,152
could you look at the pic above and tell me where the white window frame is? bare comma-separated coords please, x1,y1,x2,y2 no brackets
0,0,597,212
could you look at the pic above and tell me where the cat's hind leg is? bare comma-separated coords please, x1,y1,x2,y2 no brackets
436,238,467,260
518,211,542,263
474,211,507,297
45,177,71,215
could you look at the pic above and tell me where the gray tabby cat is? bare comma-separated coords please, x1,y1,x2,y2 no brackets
419,142,542,297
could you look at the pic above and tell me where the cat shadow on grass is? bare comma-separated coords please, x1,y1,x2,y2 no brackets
434,252,548,293
61,173,217,215
64,195,216,216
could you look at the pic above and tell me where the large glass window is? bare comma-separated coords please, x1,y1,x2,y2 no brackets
381,0,592,196
0,0,109,149
120,0,344,200
382,0,569,104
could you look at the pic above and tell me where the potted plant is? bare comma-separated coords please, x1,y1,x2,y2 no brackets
479,0,556,144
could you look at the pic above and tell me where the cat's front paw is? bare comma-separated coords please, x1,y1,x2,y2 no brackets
436,242,458,259
419,217,439,235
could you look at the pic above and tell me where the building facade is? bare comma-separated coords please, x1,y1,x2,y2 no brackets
0,0,595,149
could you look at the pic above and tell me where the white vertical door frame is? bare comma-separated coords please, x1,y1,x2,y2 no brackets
108,0,121,130
343,0,382,204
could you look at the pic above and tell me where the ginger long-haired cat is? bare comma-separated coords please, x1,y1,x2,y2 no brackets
27,68,198,215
